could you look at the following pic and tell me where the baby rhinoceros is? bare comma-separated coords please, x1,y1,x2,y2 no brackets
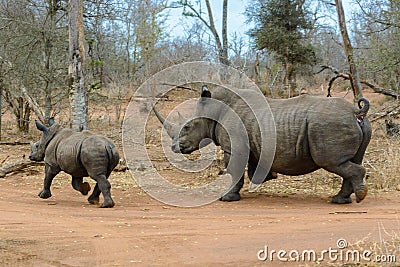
29,120,119,208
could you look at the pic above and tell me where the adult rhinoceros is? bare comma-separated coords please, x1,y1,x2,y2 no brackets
154,86,372,204
29,120,119,208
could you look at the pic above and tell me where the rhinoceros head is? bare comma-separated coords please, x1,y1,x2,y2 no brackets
154,86,215,154
170,117,211,154
29,119,61,162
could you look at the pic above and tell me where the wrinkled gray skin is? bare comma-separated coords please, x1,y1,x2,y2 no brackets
29,120,119,208
155,86,372,204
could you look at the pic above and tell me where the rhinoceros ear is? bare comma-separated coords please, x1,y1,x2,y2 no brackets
201,85,211,98
35,120,48,133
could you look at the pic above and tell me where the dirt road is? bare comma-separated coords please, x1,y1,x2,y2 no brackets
0,172,399,266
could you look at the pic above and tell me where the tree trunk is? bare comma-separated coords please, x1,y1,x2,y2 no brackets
182,0,230,65
0,80,2,141
335,0,363,100
16,97,30,133
21,85,45,123
204,0,230,66
21,101,30,133
221,0,229,65
284,60,296,97
253,52,260,85
43,0,58,123
68,0,88,131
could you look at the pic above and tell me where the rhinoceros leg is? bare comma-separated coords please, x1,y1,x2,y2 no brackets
38,164,60,199
220,176,244,201
89,174,114,208
325,161,367,203
220,153,244,202
71,177,91,195
247,152,277,184
88,184,100,204
332,178,353,204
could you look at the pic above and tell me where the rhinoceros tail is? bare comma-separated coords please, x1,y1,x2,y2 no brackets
105,143,119,177
356,98,370,121
353,112,372,165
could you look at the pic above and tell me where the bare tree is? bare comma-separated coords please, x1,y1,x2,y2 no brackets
335,0,363,99
68,0,88,131
352,0,400,94
0,0,67,130
177,0,230,65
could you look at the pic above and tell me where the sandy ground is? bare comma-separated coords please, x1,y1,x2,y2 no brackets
0,171,399,266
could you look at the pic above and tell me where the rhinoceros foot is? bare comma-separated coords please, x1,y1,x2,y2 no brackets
38,189,52,199
79,182,91,195
332,195,352,204
220,192,241,202
88,195,99,205
355,184,368,203
101,200,115,208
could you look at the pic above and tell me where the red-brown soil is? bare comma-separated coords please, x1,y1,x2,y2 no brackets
0,173,399,266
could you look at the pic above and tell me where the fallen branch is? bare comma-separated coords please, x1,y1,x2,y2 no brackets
1,156,9,165
0,141,30,145
369,100,400,122
358,79,400,99
0,159,128,178
0,159,44,178
329,211,367,214
371,109,399,122
318,65,400,99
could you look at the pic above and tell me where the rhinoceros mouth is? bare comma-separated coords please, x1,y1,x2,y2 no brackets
29,155,43,162
180,147,194,154
172,142,195,154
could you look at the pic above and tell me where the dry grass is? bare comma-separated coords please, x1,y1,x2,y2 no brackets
349,223,400,267
299,222,399,267
365,136,400,192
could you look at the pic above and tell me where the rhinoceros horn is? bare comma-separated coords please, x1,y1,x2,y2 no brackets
35,120,48,133
152,105,178,139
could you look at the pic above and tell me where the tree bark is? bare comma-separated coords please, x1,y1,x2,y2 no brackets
253,52,260,84
68,0,88,131
283,60,296,97
335,0,363,100
221,0,229,65
43,0,60,122
0,79,2,141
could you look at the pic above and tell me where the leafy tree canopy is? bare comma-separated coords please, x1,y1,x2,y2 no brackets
247,0,316,67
